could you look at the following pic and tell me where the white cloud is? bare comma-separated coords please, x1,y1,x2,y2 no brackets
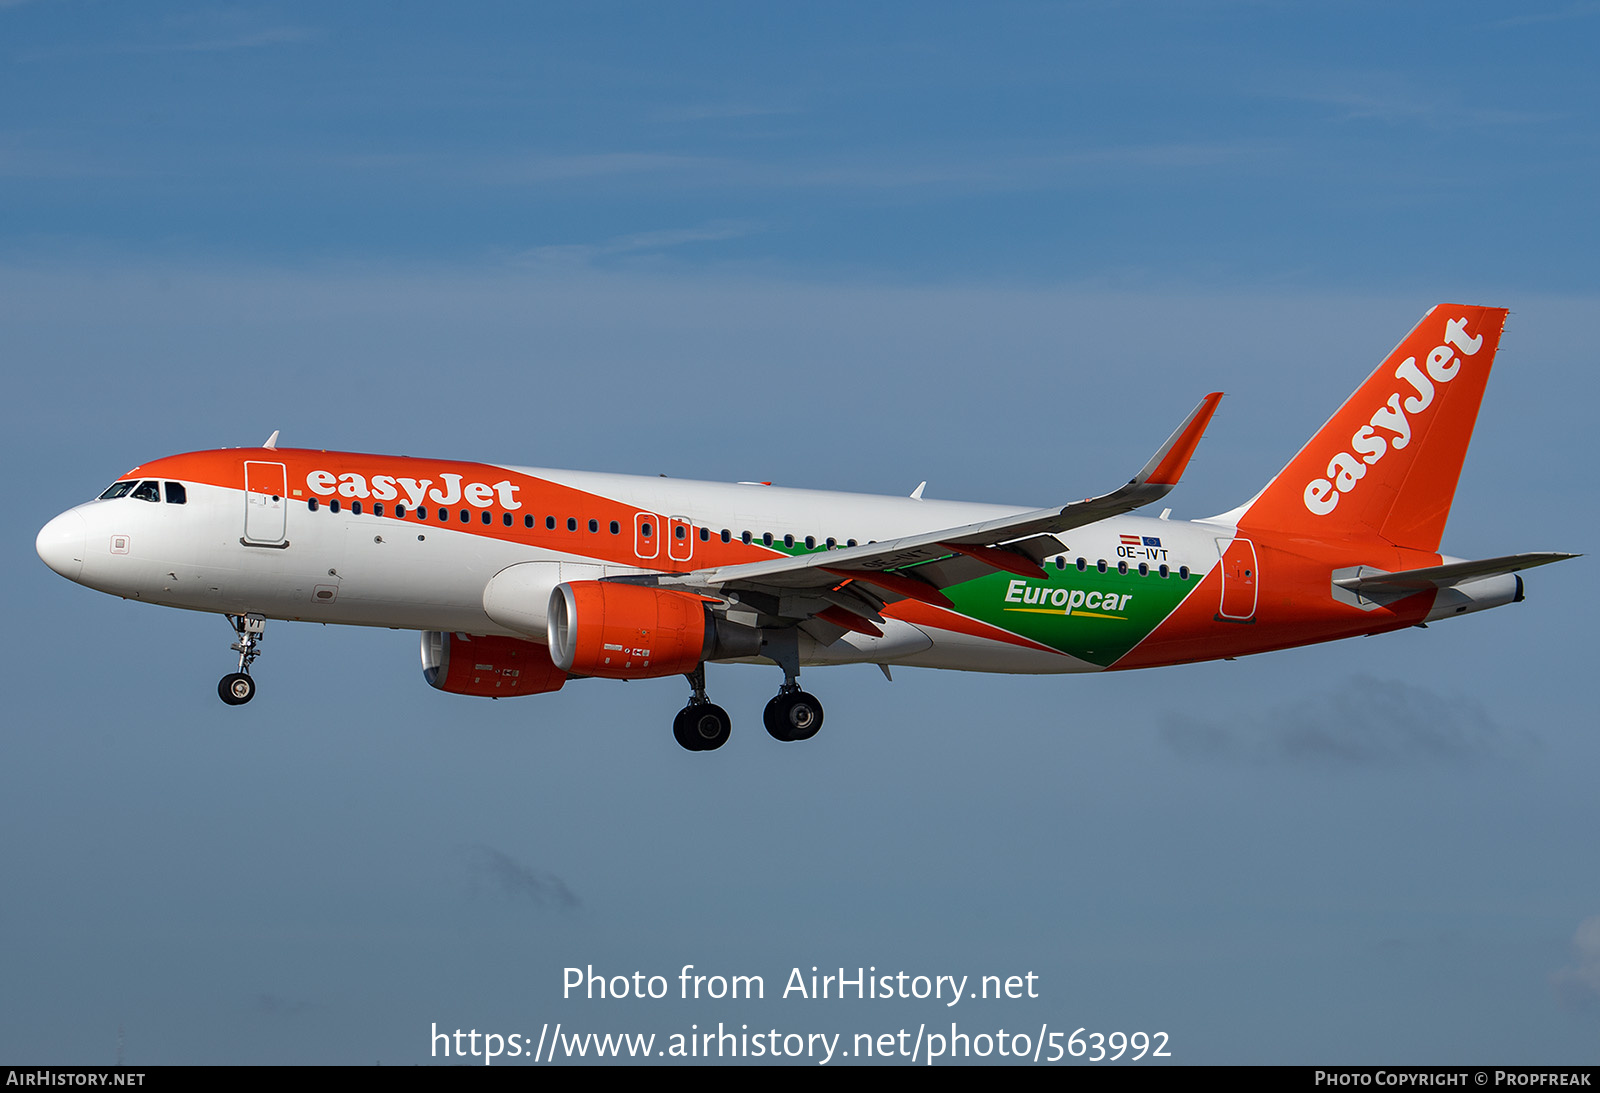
465,844,579,910
514,220,763,267
1552,915,1600,1008
1277,71,1557,129
1161,676,1537,767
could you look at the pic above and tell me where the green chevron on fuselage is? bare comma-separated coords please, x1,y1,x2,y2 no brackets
943,567,1201,666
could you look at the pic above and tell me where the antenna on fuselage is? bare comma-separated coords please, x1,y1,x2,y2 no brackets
910,481,927,500
262,430,279,450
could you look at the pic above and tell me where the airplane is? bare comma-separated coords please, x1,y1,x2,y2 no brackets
36,303,1575,752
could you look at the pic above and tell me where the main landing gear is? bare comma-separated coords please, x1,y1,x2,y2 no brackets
670,638,826,752
763,686,824,742
674,664,732,751
759,626,823,742
218,613,266,706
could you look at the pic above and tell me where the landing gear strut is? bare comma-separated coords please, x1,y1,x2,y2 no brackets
674,664,731,751
218,613,266,706
760,628,824,742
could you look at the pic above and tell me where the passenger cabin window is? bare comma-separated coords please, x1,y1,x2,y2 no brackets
99,480,139,500
132,480,161,503
163,482,187,504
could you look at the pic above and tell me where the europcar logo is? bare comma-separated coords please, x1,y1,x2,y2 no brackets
1302,316,1483,517
1003,579,1132,618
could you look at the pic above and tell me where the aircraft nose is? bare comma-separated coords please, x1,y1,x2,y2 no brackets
37,509,86,582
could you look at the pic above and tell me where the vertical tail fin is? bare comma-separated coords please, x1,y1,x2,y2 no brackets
1233,304,1508,552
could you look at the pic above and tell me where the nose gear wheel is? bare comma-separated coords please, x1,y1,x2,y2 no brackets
218,613,267,706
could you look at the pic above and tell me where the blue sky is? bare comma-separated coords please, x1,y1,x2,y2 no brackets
4,1,1597,1065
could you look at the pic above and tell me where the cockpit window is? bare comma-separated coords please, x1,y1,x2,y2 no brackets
99,480,139,500
164,482,187,505
131,480,161,503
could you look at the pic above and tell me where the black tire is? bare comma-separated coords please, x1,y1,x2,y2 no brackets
763,694,794,741
218,673,256,706
764,692,824,741
672,707,701,751
675,704,730,752
691,704,731,751
786,691,824,740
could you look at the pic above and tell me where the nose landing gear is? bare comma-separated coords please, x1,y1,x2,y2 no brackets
218,613,266,706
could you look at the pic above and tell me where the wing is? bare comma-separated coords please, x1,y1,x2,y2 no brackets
646,393,1223,636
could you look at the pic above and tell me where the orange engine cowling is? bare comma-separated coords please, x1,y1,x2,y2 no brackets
420,631,567,697
547,581,709,679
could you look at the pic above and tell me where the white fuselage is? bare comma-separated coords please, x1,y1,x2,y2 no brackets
39,464,1222,675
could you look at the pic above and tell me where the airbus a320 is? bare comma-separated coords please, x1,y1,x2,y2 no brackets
36,304,1574,751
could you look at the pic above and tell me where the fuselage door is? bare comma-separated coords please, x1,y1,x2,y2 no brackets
667,516,694,563
634,512,660,561
244,461,288,544
1215,537,1258,621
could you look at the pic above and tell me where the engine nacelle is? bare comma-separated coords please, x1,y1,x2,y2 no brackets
420,631,567,697
481,560,610,639
547,581,713,679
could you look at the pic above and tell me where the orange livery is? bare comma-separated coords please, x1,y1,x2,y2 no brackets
37,304,1574,751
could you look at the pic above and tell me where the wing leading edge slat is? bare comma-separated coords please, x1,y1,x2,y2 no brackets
659,392,1223,608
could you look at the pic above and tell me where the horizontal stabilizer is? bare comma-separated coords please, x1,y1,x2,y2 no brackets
1334,552,1578,597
